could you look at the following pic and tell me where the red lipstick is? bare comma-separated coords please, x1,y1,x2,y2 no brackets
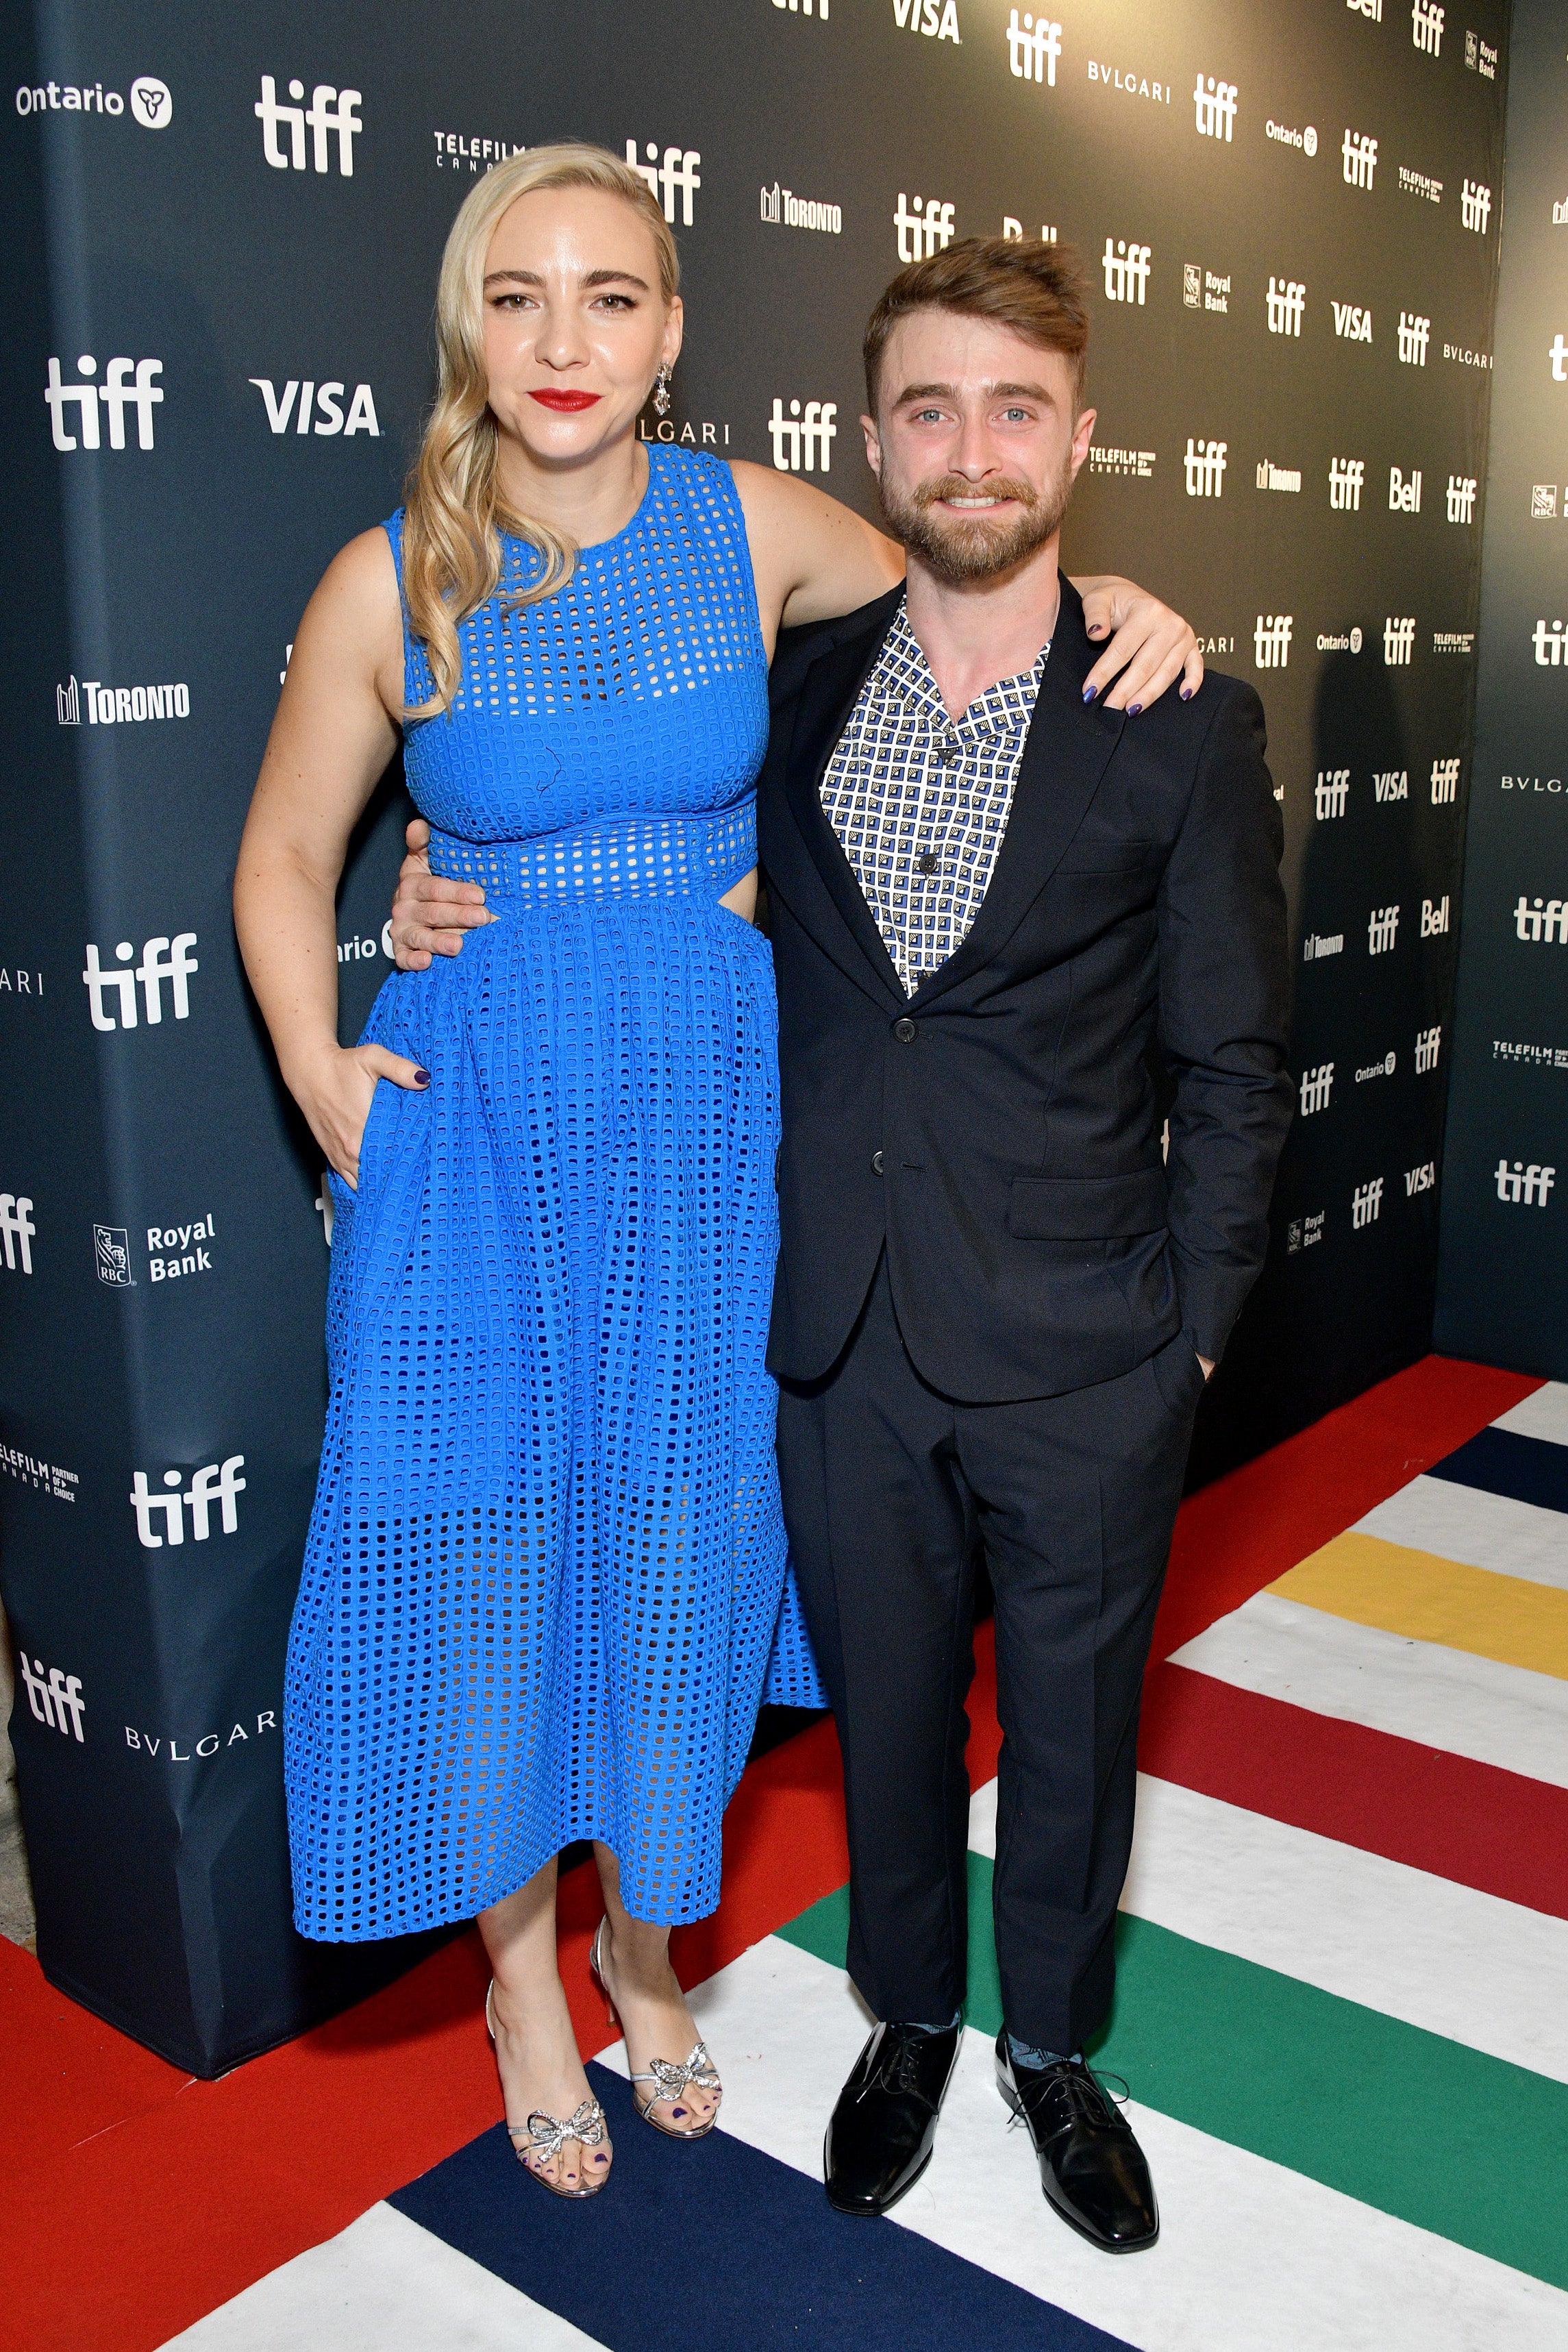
528,389,602,412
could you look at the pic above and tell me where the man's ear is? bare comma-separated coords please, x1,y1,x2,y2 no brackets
1068,403,1097,484
860,411,882,478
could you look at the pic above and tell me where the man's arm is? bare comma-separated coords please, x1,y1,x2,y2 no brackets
1157,683,1294,1367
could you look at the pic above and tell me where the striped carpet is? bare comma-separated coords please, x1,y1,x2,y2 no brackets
158,1376,1568,2351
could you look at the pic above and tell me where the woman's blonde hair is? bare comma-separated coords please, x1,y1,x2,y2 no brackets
401,143,679,718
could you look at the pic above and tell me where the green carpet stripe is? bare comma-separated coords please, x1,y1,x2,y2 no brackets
776,1861,1568,2290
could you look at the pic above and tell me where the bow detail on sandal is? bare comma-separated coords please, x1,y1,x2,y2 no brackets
632,2043,723,2133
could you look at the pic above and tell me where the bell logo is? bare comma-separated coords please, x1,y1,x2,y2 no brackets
255,77,362,175
129,1456,246,1548
1495,1161,1556,1207
82,934,198,1032
768,399,837,473
1389,467,1421,514
45,355,162,451
18,1655,86,1742
625,141,701,226
1421,895,1450,937
0,1193,36,1274
249,378,380,436
1006,10,1060,83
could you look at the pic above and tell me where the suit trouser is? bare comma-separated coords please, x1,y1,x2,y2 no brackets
774,1252,1204,2057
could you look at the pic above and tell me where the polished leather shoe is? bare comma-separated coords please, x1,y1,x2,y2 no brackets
824,2020,960,2215
995,2033,1159,2252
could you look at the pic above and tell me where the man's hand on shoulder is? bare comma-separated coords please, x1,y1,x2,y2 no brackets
390,818,494,970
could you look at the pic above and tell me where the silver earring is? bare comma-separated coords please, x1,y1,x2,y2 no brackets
653,365,672,418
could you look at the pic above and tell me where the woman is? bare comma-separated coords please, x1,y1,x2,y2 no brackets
234,143,1200,2199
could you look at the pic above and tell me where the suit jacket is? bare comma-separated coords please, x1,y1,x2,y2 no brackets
759,578,1294,1402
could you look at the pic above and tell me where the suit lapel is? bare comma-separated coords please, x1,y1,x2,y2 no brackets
910,580,1125,1011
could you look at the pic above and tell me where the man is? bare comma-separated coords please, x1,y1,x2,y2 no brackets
391,240,1291,2252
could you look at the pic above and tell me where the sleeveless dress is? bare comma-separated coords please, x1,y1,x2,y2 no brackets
285,447,825,1942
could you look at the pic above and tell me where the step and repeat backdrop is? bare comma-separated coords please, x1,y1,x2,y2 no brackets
1,0,1509,2070
1436,0,1568,1382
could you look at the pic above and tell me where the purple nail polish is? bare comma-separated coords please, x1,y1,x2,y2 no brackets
1128,702,1142,717
1180,685,1193,701
414,1069,431,1088
1082,684,1097,703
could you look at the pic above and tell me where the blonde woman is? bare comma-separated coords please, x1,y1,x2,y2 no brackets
234,144,1201,2199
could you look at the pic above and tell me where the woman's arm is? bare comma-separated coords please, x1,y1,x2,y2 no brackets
233,528,427,1185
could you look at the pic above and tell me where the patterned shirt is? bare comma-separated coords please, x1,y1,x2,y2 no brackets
819,599,1049,994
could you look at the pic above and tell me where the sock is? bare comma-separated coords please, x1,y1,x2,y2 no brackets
1006,2031,1080,2070
902,2009,962,2033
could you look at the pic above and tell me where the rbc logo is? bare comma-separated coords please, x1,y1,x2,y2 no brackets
255,77,362,175
129,1456,246,1548
82,934,198,1031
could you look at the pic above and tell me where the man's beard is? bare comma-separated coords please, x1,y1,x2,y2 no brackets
878,466,1071,584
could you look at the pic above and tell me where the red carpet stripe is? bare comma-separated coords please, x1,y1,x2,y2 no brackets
1138,1659,1568,1920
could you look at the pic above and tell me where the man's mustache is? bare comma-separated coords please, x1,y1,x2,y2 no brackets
911,473,1040,512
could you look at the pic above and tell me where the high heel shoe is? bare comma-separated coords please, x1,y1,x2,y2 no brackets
486,1980,610,2198
588,1920,723,2140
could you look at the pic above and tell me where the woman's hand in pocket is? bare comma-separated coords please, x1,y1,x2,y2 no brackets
291,1043,429,1189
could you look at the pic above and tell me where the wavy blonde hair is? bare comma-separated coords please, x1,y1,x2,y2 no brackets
401,143,680,718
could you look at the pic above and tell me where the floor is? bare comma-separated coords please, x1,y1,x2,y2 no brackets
5,1355,1563,2351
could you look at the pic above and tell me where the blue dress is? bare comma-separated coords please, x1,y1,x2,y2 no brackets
286,447,825,1942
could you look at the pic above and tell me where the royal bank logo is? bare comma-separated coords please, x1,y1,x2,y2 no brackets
893,0,961,40
625,141,701,225
1495,1160,1556,1207
1316,770,1349,819
768,398,837,472
82,934,198,1032
1465,29,1497,76
1287,1208,1327,1252
1367,904,1400,954
1184,438,1226,497
1254,614,1293,669
1266,277,1305,336
57,676,190,726
45,356,162,451
895,192,957,262
1303,930,1345,961
1329,458,1365,510
1184,264,1230,314
1431,758,1460,804
1007,10,1060,82
1532,620,1568,667
255,77,361,175
1299,1062,1334,1115
1460,179,1492,234
1102,238,1151,304
1332,301,1373,343
1406,1160,1436,1195
1421,894,1451,937
0,1192,35,1275
249,377,381,436
1415,1024,1442,1073
1532,485,1559,519
1447,475,1477,523
1397,312,1431,366
1355,1051,1397,1082
129,1455,246,1549
1343,131,1378,191
1514,895,1568,943
760,184,843,234
148,1213,216,1284
1193,73,1237,142
1352,1177,1384,1228
1374,769,1409,802
1257,459,1301,494
1384,615,1415,665
1389,467,1421,514
94,1224,133,1286
14,74,171,125
1411,0,1445,55
18,1655,85,1743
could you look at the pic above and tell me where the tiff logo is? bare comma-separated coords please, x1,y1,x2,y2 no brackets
1316,769,1349,819
1411,1,1444,55
1329,457,1365,510
1266,277,1306,336
625,142,701,226
768,398,836,471
1406,1161,1436,1195
1460,178,1491,233
895,192,956,262
249,377,381,436
1007,10,1060,82
1343,130,1378,190
1299,1062,1334,1115
1374,769,1408,801
129,1456,247,1548
1513,895,1568,942
1389,467,1421,513
1421,894,1450,936
1431,757,1460,803
1332,301,1373,342
18,1655,85,1742
0,1193,36,1274
1102,238,1151,304
1367,904,1400,954
1397,312,1431,366
1551,335,1568,383
1414,1024,1442,1073
1447,475,1477,523
1254,614,1293,669
82,934,198,1031
1193,74,1237,141
45,356,162,451
773,0,829,12
255,77,361,174
1352,1178,1384,1228
1495,1159,1556,1206
1384,615,1415,665
1532,620,1568,666
1184,438,1226,497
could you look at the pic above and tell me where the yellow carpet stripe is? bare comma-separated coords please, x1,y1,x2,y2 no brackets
1268,1533,1568,1683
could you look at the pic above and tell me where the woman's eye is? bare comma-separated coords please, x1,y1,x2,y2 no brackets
594,294,634,311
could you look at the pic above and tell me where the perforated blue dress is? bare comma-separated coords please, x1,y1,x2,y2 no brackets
285,447,825,1942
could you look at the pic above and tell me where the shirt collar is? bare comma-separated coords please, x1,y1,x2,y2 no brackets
873,598,1050,739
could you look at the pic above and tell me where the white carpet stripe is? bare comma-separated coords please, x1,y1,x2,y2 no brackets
158,2201,607,2351
1354,1475,1568,1587
683,1935,1568,2352
1167,1590,1568,1789
1493,1381,1568,1448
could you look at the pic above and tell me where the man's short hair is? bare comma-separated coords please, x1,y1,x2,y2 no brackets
863,236,1091,416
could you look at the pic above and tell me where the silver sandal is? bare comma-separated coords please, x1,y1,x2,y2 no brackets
486,1980,611,2198
589,1920,723,2138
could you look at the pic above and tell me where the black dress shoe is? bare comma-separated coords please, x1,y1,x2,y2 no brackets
824,2020,961,2216
995,2033,1159,2252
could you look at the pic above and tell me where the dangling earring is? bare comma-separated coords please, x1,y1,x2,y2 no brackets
653,364,672,419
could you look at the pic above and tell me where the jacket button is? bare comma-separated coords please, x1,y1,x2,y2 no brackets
872,1150,884,1176
894,1017,917,1042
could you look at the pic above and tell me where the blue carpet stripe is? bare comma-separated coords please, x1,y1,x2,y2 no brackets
1425,1428,1568,1516
388,2065,1138,2351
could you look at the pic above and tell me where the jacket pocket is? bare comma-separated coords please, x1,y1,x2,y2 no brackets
1007,1169,1169,1239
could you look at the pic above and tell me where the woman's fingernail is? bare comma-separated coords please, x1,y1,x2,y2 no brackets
1128,702,1142,716
1180,686,1193,700
414,1069,431,1088
1082,684,1097,703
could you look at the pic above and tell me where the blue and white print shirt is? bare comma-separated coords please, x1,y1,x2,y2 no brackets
819,599,1048,995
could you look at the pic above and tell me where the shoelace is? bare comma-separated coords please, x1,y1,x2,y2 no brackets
867,2028,943,2103
1008,2058,1131,2136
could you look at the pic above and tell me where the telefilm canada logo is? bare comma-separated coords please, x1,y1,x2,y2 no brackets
249,377,381,437
82,934,198,1031
768,399,837,473
1,1442,77,1503
433,132,525,173
256,77,361,174
18,1655,85,1742
45,356,162,451
15,73,170,125
129,1456,246,1548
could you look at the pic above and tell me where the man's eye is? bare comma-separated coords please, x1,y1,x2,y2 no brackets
1001,407,1030,422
